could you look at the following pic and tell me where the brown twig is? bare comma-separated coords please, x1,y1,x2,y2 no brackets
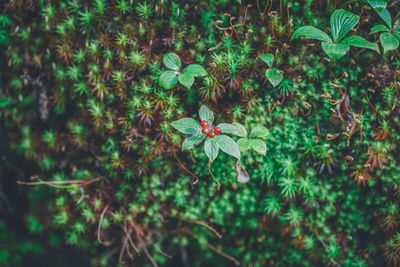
208,160,221,190
98,204,110,244
17,176,100,189
173,152,199,184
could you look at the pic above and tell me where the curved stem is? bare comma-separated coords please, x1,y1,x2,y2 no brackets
208,160,221,190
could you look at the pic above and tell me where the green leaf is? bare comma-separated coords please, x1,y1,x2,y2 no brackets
370,24,389,34
171,118,202,134
163,52,181,71
0,97,12,108
159,70,178,89
321,41,350,59
199,105,214,124
291,26,332,42
184,64,207,77
251,139,267,155
259,53,274,67
217,123,247,137
204,138,219,163
238,138,252,151
214,134,240,159
367,0,387,13
182,134,206,151
250,125,269,138
380,32,399,53
378,9,392,29
266,68,283,87
330,9,359,41
340,36,380,53
178,72,194,89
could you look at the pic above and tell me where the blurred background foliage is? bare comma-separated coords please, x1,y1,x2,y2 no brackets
0,0,400,266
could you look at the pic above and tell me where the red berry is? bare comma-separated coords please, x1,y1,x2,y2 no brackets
214,127,222,135
201,120,209,128
202,127,210,135
208,131,216,138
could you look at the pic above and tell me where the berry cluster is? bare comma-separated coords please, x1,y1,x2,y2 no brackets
201,120,221,138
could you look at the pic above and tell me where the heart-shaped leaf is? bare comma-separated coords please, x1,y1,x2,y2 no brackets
182,134,206,151
266,68,283,87
250,125,269,138
380,32,399,53
340,36,380,53
251,139,267,155
321,41,350,59
178,72,194,89
184,64,207,77
259,53,275,67
159,70,178,89
330,9,359,42
237,138,252,151
291,26,332,42
163,53,181,71
199,105,214,125
370,24,389,34
171,118,202,134
214,134,240,159
217,123,247,137
204,138,219,163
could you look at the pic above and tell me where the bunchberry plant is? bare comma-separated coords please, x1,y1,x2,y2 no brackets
171,105,241,163
292,9,379,59
159,53,207,89
259,53,283,87
368,0,400,53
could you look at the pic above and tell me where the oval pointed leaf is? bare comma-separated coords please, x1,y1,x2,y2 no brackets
171,118,202,134
159,70,178,89
321,41,350,59
182,134,206,151
214,134,240,159
250,125,269,138
199,105,214,124
251,139,267,155
341,36,380,53
266,68,283,87
330,9,359,41
291,26,332,42
378,9,392,29
217,123,247,137
178,72,194,89
204,138,219,163
370,24,389,34
184,64,207,77
237,138,252,151
259,53,274,67
380,32,399,53
163,53,181,71
367,0,387,13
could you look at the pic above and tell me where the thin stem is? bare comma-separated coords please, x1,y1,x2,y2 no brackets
173,152,200,184
98,204,110,244
208,160,221,190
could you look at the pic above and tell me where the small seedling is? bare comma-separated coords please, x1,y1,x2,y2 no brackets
237,125,268,155
259,53,283,87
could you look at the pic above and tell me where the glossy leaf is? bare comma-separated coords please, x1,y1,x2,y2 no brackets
321,41,350,59
204,138,219,163
159,70,178,89
380,32,399,53
266,68,283,87
330,9,359,41
199,105,214,125
163,52,181,71
171,118,202,134
259,53,274,67
184,64,207,77
250,125,269,138
178,72,194,89
182,134,206,151
341,36,380,53
378,9,392,29
251,139,267,155
370,24,389,34
217,123,247,137
291,26,332,42
367,0,387,13
214,134,240,159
